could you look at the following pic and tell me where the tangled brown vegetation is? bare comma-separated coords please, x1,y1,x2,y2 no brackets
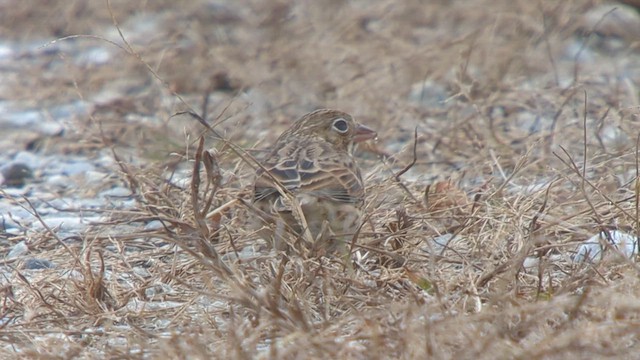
1,0,640,358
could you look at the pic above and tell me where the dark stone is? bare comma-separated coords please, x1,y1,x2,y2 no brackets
23,258,55,270
2,163,33,187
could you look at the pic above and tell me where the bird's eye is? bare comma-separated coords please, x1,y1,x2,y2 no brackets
332,118,349,133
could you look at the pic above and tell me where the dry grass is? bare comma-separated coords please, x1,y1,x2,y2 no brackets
1,0,640,358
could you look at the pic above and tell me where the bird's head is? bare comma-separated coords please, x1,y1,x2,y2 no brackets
281,109,376,153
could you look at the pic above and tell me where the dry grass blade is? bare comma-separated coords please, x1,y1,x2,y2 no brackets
190,136,209,237
392,127,419,203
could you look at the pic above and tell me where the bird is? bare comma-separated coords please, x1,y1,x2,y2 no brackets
252,109,376,256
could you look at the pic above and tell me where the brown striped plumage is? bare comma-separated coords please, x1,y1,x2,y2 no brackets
252,109,376,255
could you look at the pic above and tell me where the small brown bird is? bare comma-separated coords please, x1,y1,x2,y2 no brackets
252,109,376,256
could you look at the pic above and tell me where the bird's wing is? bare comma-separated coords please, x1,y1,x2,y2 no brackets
253,140,364,205
299,155,364,204
253,140,302,202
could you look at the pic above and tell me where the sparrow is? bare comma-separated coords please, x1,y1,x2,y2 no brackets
252,109,377,256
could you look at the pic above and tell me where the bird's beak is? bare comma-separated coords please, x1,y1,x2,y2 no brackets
353,124,377,143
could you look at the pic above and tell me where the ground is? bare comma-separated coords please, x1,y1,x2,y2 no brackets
1,0,640,359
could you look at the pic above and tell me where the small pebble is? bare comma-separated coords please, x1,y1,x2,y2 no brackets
574,230,638,263
75,47,112,66
23,258,55,270
83,170,109,185
63,161,95,176
1,163,33,187
145,283,174,298
101,186,132,198
49,101,90,121
29,215,104,233
38,122,64,136
46,174,71,188
12,152,42,168
133,267,152,278
8,241,28,259
144,220,164,231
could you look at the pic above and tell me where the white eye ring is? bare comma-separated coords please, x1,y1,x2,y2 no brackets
332,118,349,133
